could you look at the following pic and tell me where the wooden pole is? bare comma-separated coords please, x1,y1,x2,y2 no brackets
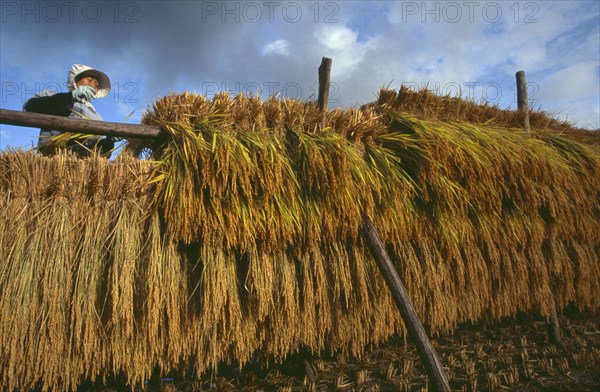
0,108,161,139
317,57,332,127
547,301,563,347
316,58,450,391
516,71,563,346
516,70,531,133
362,215,452,392
301,57,334,383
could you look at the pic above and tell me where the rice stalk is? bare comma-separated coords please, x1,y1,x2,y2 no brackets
0,88,598,390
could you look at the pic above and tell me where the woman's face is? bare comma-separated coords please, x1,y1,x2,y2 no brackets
76,75,99,93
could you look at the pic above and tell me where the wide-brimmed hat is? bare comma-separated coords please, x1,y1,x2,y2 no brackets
67,64,111,99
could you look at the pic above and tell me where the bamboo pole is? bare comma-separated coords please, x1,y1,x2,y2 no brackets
0,108,161,139
516,70,531,133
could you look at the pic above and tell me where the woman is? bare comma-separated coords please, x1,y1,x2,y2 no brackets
23,64,115,157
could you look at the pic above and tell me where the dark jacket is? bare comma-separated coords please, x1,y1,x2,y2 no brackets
24,90,113,157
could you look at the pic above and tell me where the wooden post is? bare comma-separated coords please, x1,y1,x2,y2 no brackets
516,70,531,132
316,58,450,391
0,108,161,139
317,57,332,127
362,215,452,392
299,57,334,383
516,71,563,346
305,56,333,382
547,302,563,347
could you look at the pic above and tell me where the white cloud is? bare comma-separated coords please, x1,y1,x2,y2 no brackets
318,25,358,51
263,39,290,56
0,129,10,141
540,62,599,101
535,62,600,129
314,25,375,78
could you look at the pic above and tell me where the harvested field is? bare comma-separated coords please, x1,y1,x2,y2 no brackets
81,311,600,391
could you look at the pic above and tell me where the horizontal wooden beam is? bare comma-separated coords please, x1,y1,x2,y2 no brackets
0,109,161,140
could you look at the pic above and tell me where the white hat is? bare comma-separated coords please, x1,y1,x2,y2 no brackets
67,64,111,99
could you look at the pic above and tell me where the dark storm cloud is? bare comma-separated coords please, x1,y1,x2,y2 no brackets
1,1,344,103
1,0,598,132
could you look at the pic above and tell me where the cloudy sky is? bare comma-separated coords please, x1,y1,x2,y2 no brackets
1,1,598,149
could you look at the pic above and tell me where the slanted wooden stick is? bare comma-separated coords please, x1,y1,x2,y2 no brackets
315,58,451,392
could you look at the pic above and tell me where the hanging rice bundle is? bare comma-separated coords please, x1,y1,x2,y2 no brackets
0,88,598,391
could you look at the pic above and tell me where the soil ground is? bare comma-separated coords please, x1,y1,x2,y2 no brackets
86,309,599,392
